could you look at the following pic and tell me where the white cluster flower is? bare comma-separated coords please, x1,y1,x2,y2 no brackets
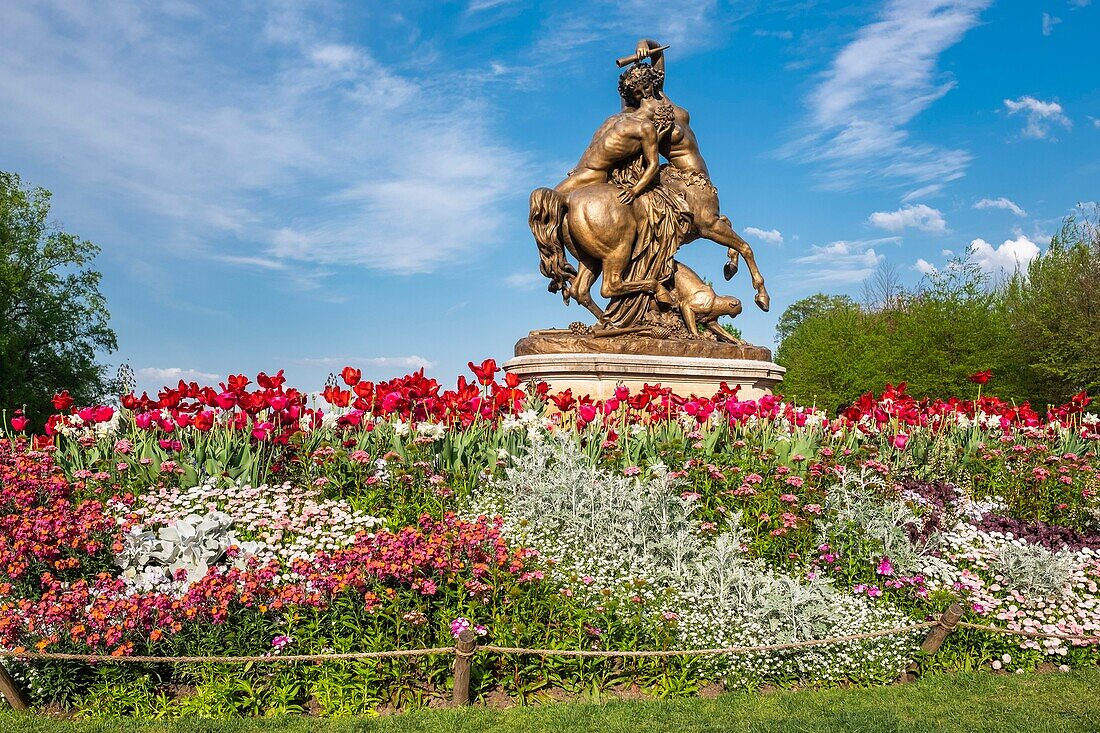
117,478,385,584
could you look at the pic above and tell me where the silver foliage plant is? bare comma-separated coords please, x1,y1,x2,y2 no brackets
817,468,951,578
116,510,257,587
469,436,915,686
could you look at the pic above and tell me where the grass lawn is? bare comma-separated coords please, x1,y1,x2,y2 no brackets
3,669,1099,733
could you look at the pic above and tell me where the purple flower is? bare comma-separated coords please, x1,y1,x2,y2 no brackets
877,557,894,576
450,617,471,638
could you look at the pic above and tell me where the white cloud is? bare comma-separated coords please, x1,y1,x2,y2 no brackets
504,272,544,290
868,204,947,233
0,2,528,277
1069,0,1091,7
1042,12,1061,36
786,0,989,191
973,197,1027,217
1090,116,1100,129
792,237,897,284
914,258,937,274
743,226,784,245
968,235,1040,275
1003,96,1072,139
136,367,221,384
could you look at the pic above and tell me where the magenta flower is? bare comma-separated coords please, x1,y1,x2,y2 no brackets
877,556,894,576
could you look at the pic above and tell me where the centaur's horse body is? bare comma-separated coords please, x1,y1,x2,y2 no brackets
529,176,768,326
530,183,656,324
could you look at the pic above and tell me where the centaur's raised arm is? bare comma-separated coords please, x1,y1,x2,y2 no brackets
636,39,665,92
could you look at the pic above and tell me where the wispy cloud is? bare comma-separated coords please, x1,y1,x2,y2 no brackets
1042,12,1061,36
785,0,989,194
295,356,436,370
743,227,784,245
535,0,745,58
504,272,545,290
791,237,899,285
136,367,222,385
868,204,947,233
0,1,527,279
753,29,794,40
974,197,1027,217
1004,96,1072,139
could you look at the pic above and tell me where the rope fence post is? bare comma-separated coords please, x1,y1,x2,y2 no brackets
452,629,478,707
920,603,964,655
0,663,30,711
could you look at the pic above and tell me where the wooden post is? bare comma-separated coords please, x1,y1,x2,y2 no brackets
0,662,30,711
921,603,964,655
452,629,477,707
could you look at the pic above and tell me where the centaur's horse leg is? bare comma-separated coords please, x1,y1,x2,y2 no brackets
568,252,605,321
708,215,769,312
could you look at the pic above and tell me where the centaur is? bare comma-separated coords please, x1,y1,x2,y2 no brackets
528,46,769,328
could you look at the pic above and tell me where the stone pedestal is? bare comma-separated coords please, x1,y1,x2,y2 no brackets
504,333,785,400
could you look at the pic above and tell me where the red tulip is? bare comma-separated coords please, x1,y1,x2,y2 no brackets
550,389,575,412
341,366,362,386
578,404,597,424
268,394,289,411
468,359,498,387
10,415,28,432
92,406,114,423
256,370,286,390
968,370,992,385
504,371,521,389
193,411,215,431
226,374,251,393
215,391,237,410
51,391,74,411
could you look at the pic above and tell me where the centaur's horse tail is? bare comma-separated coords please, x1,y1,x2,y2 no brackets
529,187,577,302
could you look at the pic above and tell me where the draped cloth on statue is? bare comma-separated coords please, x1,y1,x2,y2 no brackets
602,161,693,328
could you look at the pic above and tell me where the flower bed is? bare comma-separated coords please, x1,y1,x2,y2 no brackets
1,364,1099,715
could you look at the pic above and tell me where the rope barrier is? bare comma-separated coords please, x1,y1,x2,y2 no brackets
5,620,1100,666
0,647,456,663
478,622,938,658
0,622,936,664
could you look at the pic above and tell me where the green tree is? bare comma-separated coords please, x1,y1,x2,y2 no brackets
1,171,118,425
774,293,859,343
775,259,1027,411
1004,210,1100,407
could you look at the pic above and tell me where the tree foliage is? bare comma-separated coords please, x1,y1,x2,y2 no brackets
1003,213,1100,407
774,218,1100,413
0,171,118,424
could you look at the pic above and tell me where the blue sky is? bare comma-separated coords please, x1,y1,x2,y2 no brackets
1,0,1097,394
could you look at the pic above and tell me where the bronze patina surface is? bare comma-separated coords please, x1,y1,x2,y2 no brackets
515,331,773,361
525,38,771,355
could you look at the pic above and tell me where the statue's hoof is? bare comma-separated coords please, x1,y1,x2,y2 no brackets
755,292,770,312
723,262,738,281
